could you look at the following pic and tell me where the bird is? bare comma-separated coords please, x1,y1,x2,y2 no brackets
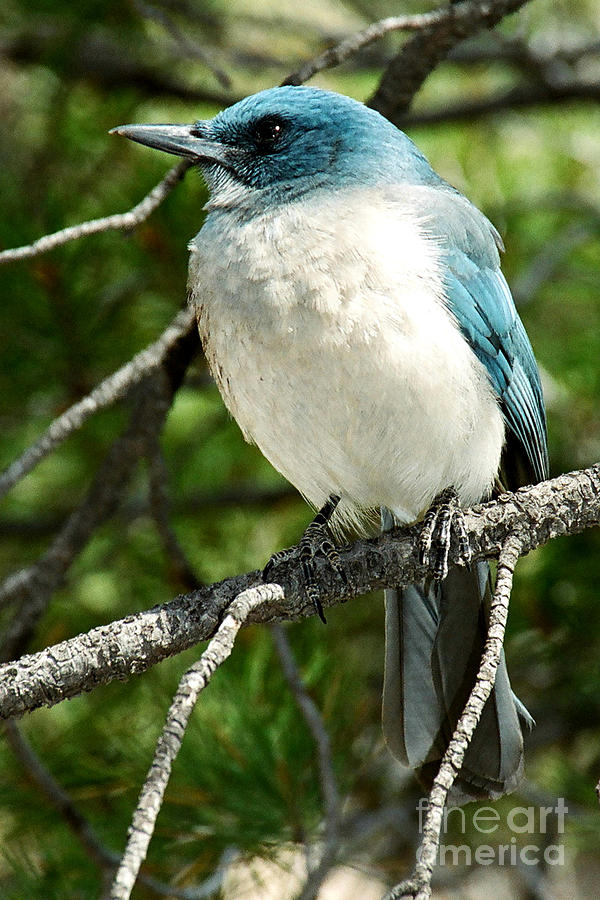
112,85,548,802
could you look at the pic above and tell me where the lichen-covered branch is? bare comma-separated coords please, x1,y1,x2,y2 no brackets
383,534,522,900
109,583,283,900
1,464,598,721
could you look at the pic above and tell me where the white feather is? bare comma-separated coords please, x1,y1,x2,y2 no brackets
188,185,505,533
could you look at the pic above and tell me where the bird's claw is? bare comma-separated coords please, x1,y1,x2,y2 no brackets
418,486,471,581
262,548,289,582
262,495,345,623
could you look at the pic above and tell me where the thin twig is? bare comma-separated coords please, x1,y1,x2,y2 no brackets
0,324,198,662
282,7,468,86
109,582,284,900
283,0,528,92
3,719,228,899
384,534,523,900
0,307,196,499
145,432,203,591
133,0,231,88
0,160,190,264
270,624,342,899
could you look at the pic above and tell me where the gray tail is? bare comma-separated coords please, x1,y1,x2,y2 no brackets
382,561,532,803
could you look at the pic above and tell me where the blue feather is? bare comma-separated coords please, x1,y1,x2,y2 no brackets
438,206,549,484
403,183,547,484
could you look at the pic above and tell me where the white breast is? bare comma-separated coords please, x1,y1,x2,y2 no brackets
188,186,505,533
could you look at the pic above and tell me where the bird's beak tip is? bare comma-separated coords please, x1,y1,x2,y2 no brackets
109,125,142,139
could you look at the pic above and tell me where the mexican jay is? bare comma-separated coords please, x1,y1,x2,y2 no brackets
113,86,548,801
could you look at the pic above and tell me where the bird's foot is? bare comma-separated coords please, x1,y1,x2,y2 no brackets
263,495,347,624
418,486,471,581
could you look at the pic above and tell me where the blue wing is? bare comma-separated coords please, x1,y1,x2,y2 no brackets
444,255,548,484
414,185,548,485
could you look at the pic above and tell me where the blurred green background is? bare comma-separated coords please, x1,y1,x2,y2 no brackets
1,0,600,897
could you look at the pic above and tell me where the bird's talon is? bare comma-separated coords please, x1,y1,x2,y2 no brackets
262,546,293,581
418,539,431,567
319,538,347,583
419,486,469,581
307,583,327,624
263,495,344,623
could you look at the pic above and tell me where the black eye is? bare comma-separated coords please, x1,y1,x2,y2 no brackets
252,115,286,153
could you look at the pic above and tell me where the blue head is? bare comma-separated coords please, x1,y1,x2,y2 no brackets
112,86,441,204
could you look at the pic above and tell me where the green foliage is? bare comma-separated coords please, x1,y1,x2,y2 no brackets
1,0,600,896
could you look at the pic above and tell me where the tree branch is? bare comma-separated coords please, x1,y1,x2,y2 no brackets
1,464,598,721
4,718,119,872
109,582,283,900
400,78,600,127
0,308,196,499
384,534,522,900
0,484,294,540
282,3,488,87
0,321,199,663
283,1,528,91
0,161,191,265
0,379,164,660
271,624,342,899
2,5,596,897
3,719,229,900
144,429,203,591
132,0,231,88
1,28,234,109
368,0,531,122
